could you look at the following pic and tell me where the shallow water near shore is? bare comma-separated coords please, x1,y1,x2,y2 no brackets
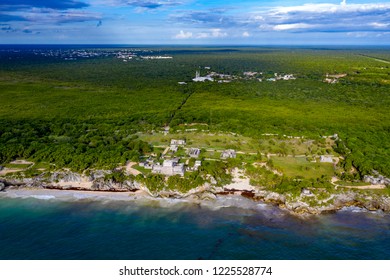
1,192,390,260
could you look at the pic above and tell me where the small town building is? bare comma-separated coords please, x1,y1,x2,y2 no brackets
152,164,162,173
221,149,236,159
188,148,201,158
194,160,202,170
193,71,214,82
320,156,333,163
173,163,185,176
243,71,258,77
171,139,186,146
152,158,184,176
170,145,178,153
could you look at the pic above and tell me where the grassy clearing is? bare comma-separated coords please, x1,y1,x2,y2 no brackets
271,156,335,179
138,132,258,153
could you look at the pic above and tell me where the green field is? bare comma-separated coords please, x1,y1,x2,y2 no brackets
0,46,389,182
271,156,334,179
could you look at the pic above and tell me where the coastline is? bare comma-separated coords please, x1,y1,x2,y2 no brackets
1,174,390,216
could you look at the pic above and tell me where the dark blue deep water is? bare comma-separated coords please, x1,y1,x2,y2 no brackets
1,194,390,260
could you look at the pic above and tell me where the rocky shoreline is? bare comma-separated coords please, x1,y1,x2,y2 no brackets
1,172,390,216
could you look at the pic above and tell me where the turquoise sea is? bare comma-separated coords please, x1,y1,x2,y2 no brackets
1,193,390,260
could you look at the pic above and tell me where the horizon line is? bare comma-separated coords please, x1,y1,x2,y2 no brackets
1,43,389,48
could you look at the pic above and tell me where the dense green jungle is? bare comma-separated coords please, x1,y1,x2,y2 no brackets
0,46,389,184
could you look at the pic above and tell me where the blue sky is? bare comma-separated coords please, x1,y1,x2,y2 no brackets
0,0,389,45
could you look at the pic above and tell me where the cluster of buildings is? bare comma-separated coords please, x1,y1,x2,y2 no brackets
138,138,237,177
32,49,112,60
139,139,202,177
170,139,186,153
115,49,167,61
265,73,296,82
324,73,347,84
152,158,185,176
191,67,296,84
119,54,173,62
23,47,173,62
140,56,173,60
192,69,235,83
192,70,214,82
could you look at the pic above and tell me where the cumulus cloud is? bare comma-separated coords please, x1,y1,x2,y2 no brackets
174,28,228,39
174,30,192,39
369,22,389,28
273,23,316,31
252,1,390,32
268,2,390,15
170,1,390,35
242,31,250,37
197,29,227,38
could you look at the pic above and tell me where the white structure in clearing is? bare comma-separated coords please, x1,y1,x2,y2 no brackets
171,139,186,146
188,148,201,158
152,158,185,176
192,71,214,82
170,139,186,153
320,156,333,163
221,149,237,159
194,160,202,170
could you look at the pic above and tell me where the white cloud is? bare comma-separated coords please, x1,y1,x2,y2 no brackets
251,1,390,33
347,32,371,38
369,22,389,28
273,23,315,31
208,28,227,38
242,31,250,37
174,28,228,39
191,29,227,39
174,30,192,39
270,2,390,15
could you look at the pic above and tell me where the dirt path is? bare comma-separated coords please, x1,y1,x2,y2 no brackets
341,184,386,190
126,162,141,175
10,160,34,165
331,176,386,190
359,54,390,64
162,146,170,156
0,168,23,176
